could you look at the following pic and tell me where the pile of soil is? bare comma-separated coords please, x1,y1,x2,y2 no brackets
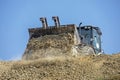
0,54,120,80
22,32,77,60
22,32,94,60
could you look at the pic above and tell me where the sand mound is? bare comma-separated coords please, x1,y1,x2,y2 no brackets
22,32,95,60
0,54,120,80
22,33,75,60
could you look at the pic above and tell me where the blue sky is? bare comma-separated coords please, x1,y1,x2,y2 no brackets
0,0,120,60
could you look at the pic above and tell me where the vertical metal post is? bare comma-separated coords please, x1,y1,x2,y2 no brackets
52,16,60,28
79,22,82,34
40,17,48,29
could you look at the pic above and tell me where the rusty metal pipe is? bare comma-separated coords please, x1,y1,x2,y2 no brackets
40,17,48,29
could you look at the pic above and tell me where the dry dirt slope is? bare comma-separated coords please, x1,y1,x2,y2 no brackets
0,54,120,80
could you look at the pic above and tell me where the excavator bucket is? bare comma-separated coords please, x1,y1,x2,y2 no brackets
22,16,83,60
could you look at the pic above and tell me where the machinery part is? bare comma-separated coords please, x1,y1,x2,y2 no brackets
52,16,60,27
77,26,102,54
40,17,48,29
71,44,95,57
